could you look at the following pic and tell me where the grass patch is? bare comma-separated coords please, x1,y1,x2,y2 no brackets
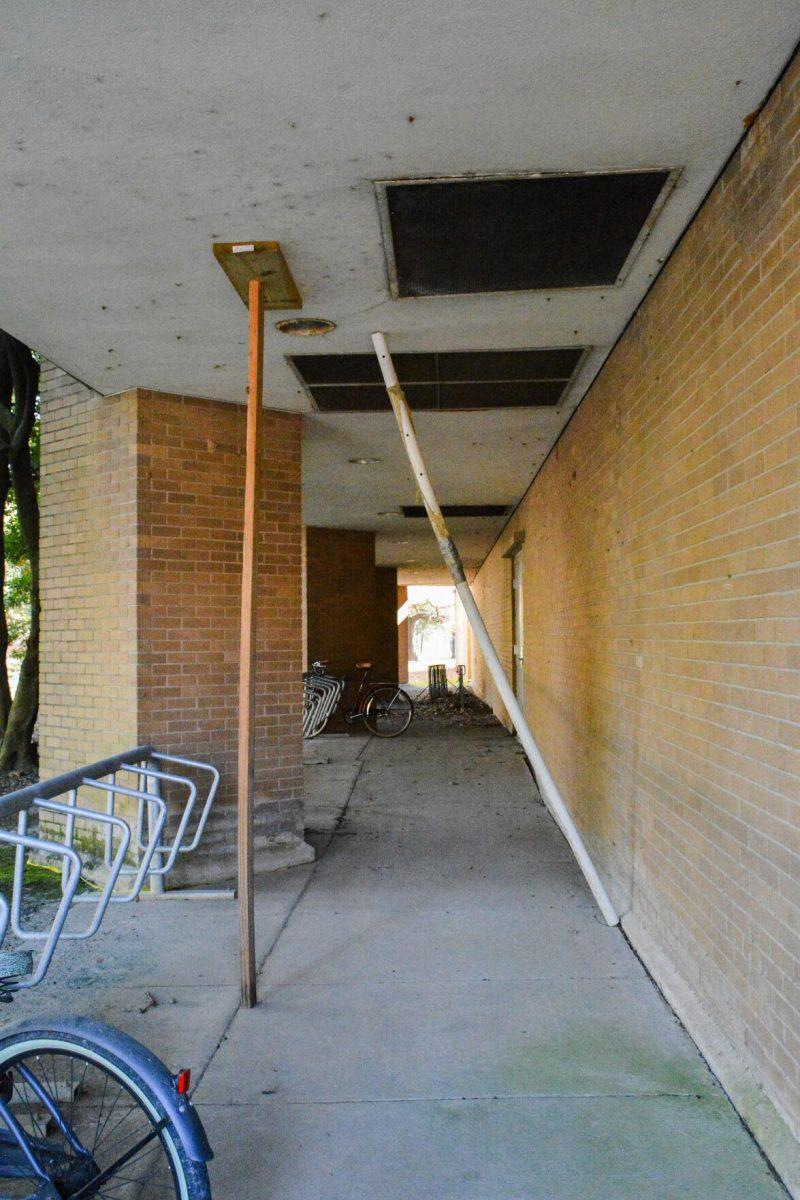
0,844,97,901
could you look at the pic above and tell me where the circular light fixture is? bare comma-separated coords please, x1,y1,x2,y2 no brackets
275,316,336,336
348,456,381,465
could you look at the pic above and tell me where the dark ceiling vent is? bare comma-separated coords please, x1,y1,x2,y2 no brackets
376,169,677,298
290,347,586,412
401,505,510,518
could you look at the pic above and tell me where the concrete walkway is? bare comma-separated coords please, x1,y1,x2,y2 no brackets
192,725,785,1199
1,723,785,1196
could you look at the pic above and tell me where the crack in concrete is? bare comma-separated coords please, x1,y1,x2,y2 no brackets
195,1090,710,1107
192,737,371,1092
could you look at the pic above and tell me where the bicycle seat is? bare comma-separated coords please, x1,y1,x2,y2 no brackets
355,661,372,669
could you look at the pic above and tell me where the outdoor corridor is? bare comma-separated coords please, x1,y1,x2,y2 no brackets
193,724,785,1199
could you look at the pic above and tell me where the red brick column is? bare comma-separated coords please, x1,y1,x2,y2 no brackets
136,391,307,880
374,567,399,682
397,585,409,684
305,528,378,675
40,381,308,883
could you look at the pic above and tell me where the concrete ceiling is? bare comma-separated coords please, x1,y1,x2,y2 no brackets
2,2,798,571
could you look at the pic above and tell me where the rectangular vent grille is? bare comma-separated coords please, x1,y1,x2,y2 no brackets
291,347,585,413
401,505,510,518
377,169,675,298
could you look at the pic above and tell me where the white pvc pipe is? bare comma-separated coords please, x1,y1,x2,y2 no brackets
372,332,619,927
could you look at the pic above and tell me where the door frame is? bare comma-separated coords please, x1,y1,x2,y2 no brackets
502,532,526,715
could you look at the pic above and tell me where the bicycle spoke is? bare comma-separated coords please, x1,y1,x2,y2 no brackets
68,1118,167,1198
0,1048,184,1199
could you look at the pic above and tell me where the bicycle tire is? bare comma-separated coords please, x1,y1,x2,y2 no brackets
0,1024,211,1199
363,686,414,737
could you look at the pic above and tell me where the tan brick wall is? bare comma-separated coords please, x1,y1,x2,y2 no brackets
471,55,800,1137
39,366,139,775
469,556,513,712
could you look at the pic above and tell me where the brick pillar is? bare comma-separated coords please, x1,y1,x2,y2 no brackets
397,585,409,683
136,390,308,881
305,528,378,674
39,369,139,771
40,374,309,884
374,567,399,682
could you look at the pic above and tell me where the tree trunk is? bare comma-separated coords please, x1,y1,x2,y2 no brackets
0,337,39,772
0,614,37,770
0,460,13,736
0,440,38,770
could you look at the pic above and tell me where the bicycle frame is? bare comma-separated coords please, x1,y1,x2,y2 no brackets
343,667,381,720
303,662,412,741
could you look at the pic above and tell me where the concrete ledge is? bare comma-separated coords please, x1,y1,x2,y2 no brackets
623,911,800,1199
168,794,314,886
257,832,315,872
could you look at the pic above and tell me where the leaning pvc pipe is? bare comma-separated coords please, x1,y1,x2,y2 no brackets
371,332,619,927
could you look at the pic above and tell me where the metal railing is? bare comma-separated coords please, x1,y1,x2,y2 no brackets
0,745,226,991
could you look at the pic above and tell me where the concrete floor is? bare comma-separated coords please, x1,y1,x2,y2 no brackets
4,724,787,1198
197,726,784,1199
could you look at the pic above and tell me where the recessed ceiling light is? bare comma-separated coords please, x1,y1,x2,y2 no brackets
348,456,381,465
377,509,398,516
275,316,336,336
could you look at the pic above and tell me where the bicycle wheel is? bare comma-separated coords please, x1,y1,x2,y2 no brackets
0,1025,211,1199
363,686,414,737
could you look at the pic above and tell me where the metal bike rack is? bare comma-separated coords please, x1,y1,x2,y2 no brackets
0,745,234,990
428,664,449,701
302,666,345,739
0,743,232,990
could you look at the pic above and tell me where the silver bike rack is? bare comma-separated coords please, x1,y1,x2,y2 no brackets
0,745,230,992
302,665,344,738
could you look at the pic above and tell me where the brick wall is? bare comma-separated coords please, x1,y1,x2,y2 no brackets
374,566,399,682
397,585,409,683
305,530,401,729
137,391,305,877
39,367,139,773
305,527,377,675
40,380,305,880
470,55,800,1145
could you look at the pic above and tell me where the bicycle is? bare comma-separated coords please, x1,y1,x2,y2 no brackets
303,661,414,739
0,748,218,1199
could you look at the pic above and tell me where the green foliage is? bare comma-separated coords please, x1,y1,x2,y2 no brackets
0,843,96,900
408,598,448,632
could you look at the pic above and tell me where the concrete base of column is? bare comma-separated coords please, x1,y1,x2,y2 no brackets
167,796,315,887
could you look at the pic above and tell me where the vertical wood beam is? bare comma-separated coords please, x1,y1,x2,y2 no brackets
237,277,265,1007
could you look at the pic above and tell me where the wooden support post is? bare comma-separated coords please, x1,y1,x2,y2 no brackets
237,277,265,1007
